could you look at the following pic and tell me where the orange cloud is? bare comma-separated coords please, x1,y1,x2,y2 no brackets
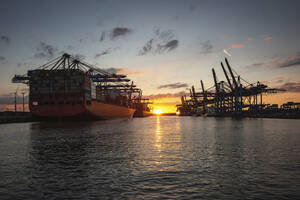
231,44,244,48
264,36,272,40
270,60,281,65
143,91,187,100
246,37,253,41
118,68,145,76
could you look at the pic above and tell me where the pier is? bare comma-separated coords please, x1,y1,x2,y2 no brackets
0,112,34,124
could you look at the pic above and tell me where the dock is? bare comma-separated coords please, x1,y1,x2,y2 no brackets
0,112,35,124
177,58,300,119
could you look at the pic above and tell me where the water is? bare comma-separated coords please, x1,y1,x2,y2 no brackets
0,116,300,199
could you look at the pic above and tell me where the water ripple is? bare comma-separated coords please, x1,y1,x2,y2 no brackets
0,117,300,199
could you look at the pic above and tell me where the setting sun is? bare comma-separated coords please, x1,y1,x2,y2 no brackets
153,109,163,115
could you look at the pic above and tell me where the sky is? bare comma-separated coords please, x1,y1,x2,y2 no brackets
0,0,300,112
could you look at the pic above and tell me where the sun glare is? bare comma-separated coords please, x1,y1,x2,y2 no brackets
153,109,163,115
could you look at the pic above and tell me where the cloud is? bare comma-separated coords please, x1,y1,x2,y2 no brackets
270,60,281,65
139,28,178,55
118,68,145,76
158,82,188,89
104,67,123,74
95,47,120,58
223,49,232,57
248,52,300,69
0,35,10,45
157,40,179,53
99,27,132,42
154,28,175,43
110,27,132,40
274,76,284,84
102,67,144,76
277,82,300,92
0,56,6,63
279,57,300,68
200,40,213,54
246,37,253,41
34,42,58,59
95,49,110,58
244,62,267,70
17,62,30,68
139,39,154,56
143,91,188,100
264,36,272,41
232,44,244,48
252,62,264,67
72,54,86,60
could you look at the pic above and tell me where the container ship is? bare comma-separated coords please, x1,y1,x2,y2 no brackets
12,53,146,120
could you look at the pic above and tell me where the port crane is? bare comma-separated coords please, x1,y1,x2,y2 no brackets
177,58,284,116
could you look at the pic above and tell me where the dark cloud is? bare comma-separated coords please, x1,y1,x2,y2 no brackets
277,82,300,92
95,47,120,58
143,91,187,100
110,27,132,40
95,49,111,58
17,62,29,68
279,57,300,68
0,56,6,63
99,28,132,42
252,62,264,67
157,40,179,53
158,82,188,89
154,28,175,43
72,54,86,60
139,28,179,56
34,42,58,59
104,67,123,74
246,62,265,69
138,39,154,56
245,62,268,70
0,35,10,45
200,40,213,54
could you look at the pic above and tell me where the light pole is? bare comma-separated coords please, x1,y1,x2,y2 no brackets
22,92,25,112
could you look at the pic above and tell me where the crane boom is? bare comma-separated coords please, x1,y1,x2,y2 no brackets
225,58,238,89
212,68,219,93
221,62,234,91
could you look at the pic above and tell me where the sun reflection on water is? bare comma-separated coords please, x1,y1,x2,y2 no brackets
155,115,162,153
153,115,184,172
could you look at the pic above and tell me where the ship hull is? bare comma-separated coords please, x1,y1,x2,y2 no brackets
30,101,135,120
134,110,152,117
